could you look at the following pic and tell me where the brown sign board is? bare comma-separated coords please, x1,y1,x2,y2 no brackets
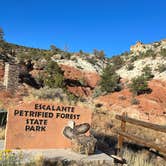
5,101,92,149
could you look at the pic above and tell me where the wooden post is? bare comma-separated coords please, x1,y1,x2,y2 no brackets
117,112,127,156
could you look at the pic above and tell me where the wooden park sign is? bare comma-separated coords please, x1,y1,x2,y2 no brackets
5,101,92,149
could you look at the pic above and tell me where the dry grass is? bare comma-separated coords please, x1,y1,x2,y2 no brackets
92,109,166,165
23,88,94,111
0,128,5,140
92,107,166,148
122,147,166,166
122,148,154,166
24,154,44,166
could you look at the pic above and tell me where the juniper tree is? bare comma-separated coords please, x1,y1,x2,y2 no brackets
100,64,121,93
43,61,65,89
0,28,4,41
129,75,151,95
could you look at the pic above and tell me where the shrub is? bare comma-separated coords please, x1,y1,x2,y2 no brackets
34,72,44,87
122,148,154,166
160,48,166,57
111,56,124,70
0,28,4,41
93,49,105,59
92,86,105,98
130,56,138,62
156,64,166,73
64,52,72,60
100,64,121,93
142,49,156,58
121,51,130,56
126,63,134,70
86,58,97,65
142,65,154,80
97,50,105,60
66,92,79,105
32,87,66,101
119,96,127,100
131,98,140,105
43,61,65,89
129,75,151,95
0,150,23,165
17,50,43,62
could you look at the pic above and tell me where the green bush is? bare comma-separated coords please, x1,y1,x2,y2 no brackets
32,87,66,101
142,65,154,80
156,64,166,73
130,56,138,62
86,58,97,65
142,49,156,58
160,48,166,57
43,61,65,89
100,64,121,93
111,56,124,70
92,86,105,98
66,92,79,105
131,98,140,105
65,52,72,60
17,50,44,62
126,63,134,70
129,75,151,95
0,150,23,165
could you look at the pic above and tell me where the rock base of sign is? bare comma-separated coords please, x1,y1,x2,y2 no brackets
12,149,114,166
71,135,97,155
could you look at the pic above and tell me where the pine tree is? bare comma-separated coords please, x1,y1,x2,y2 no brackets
43,61,65,89
100,64,121,93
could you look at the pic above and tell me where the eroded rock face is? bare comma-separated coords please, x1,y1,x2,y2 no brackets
67,86,91,97
61,65,100,97
61,65,100,88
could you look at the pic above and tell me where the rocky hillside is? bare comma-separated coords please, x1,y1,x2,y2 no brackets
0,40,108,97
116,40,166,80
0,38,166,165
93,39,166,124
0,39,166,124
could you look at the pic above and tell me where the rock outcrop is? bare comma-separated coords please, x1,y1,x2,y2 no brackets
61,65,100,97
130,39,166,54
61,65,100,88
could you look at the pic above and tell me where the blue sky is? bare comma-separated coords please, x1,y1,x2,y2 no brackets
0,0,166,57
